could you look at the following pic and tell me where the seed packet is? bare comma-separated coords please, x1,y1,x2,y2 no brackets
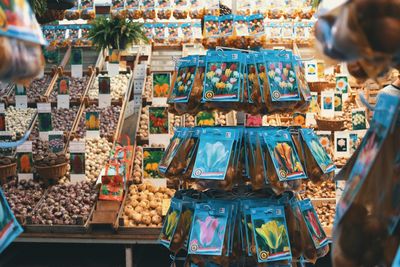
143,147,164,178
173,128,201,179
173,0,188,19
236,0,252,16
263,129,306,182
251,205,292,263
293,58,311,111
168,23,180,44
154,24,167,43
266,21,282,43
81,0,96,20
334,92,343,113
281,22,294,39
157,8,172,19
298,199,329,249
160,198,182,248
233,15,249,36
195,111,216,126
188,202,230,256
203,50,244,104
204,0,219,16
248,129,269,189
169,56,198,104
191,128,235,181
181,23,193,43
126,0,142,19
0,189,23,254
192,21,203,40
65,0,81,20
143,24,154,40
299,128,335,183
219,15,234,37
245,53,263,114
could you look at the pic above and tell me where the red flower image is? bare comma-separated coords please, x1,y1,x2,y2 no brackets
221,63,227,71
230,64,237,71
211,65,217,71
221,75,228,82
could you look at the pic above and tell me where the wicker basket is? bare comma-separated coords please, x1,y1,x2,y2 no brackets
35,162,68,180
316,118,345,131
308,82,335,93
0,163,17,182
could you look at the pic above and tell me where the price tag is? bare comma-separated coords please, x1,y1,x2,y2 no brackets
162,198,171,216
37,103,52,141
15,85,27,109
57,77,70,109
71,49,83,78
85,111,100,138
48,131,64,153
16,141,33,181
70,141,86,183
98,76,111,108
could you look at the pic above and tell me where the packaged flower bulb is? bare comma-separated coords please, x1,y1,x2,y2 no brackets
80,0,96,20
65,0,81,20
142,0,156,19
154,24,167,43
263,50,301,113
298,128,335,183
228,15,249,49
190,128,238,190
202,50,244,111
189,0,205,19
262,129,306,194
202,16,220,49
0,0,46,82
236,0,252,16
294,199,330,263
333,92,400,267
188,201,231,257
157,0,172,19
245,54,263,114
181,23,193,44
111,0,126,18
204,0,220,16
159,128,186,175
126,0,142,19
266,21,283,44
281,22,294,41
250,205,292,264
268,0,286,19
173,0,188,19
292,54,312,111
192,22,203,43
143,24,154,42
168,23,181,45
248,14,266,49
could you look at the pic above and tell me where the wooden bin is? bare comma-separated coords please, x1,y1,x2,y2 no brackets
35,162,68,180
316,118,345,131
0,163,17,183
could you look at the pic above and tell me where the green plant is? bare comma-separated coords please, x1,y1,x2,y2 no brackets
88,16,148,51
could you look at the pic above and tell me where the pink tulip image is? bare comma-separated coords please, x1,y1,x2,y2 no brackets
198,216,220,246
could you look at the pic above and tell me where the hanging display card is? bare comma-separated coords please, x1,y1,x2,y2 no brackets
48,131,64,153
70,141,86,183
16,141,33,181
351,108,367,130
71,48,83,78
15,85,27,109
152,72,171,105
334,92,343,114
0,103,5,131
57,77,70,109
334,131,350,158
98,76,111,108
85,111,100,138
320,91,335,118
37,103,52,141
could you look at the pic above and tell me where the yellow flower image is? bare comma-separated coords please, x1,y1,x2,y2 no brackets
256,221,286,250
206,71,215,79
334,96,341,108
143,151,150,158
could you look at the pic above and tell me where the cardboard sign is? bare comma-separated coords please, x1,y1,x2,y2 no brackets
71,49,83,78
305,60,318,82
334,131,350,158
334,92,343,114
351,108,367,130
0,132,13,156
70,141,85,183
85,111,100,138
16,141,33,181
37,103,52,141
15,85,27,109
48,131,64,153
320,91,335,118
57,77,70,109
98,76,111,108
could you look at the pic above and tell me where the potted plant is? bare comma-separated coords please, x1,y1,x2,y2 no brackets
88,16,148,74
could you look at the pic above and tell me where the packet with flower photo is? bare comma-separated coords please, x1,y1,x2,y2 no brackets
142,147,165,178
159,198,182,249
250,205,291,263
255,53,268,106
219,15,234,37
245,53,263,114
143,23,154,40
154,23,167,44
263,129,306,182
191,128,236,180
203,50,244,105
334,131,350,159
158,128,186,174
203,16,220,38
351,108,367,130
299,128,335,183
181,23,193,43
293,56,312,111
233,15,249,37
168,23,180,45
188,202,230,256
169,56,199,104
